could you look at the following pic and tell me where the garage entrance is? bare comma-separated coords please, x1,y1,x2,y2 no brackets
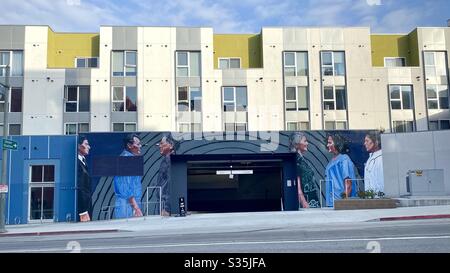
187,159,283,213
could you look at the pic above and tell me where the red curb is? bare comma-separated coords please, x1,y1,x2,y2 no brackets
0,229,119,237
379,214,450,221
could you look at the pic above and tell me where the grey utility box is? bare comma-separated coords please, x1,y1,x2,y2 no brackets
406,169,445,196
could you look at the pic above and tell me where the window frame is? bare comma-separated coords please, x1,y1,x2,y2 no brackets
0,50,23,76
384,57,406,67
176,86,202,112
286,121,310,131
64,86,90,113
324,120,348,130
323,86,346,110
75,57,99,68
285,86,309,111
64,123,90,135
392,120,415,133
111,86,137,112
0,87,23,113
321,51,345,76
218,57,242,69
389,85,413,110
222,86,248,113
112,122,137,132
112,51,137,77
283,51,308,77
177,122,202,133
28,164,55,222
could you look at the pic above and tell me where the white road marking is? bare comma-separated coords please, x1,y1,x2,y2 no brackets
1,235,450,253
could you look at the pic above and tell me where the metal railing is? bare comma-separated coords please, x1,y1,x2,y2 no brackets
319,178,365,208
99,186,162,221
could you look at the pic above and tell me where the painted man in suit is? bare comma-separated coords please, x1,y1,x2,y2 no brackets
77,135,92,222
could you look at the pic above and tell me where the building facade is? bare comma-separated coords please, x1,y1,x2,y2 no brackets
0,25,449,135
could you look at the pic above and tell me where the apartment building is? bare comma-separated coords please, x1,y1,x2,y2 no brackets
0,25,449,135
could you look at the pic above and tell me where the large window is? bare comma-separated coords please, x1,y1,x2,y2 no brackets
224,122,247,132
113,123,136,132
321,51,345,76
285,86,309,111
429,120,450,131
64,86,90,112
0,50,23,76
223,87,247,112
176,51,201,77
65,123,89,135
286,122,309,131
29,165,55,221
177,87,202,112
0,87,22,112
219,58,241,69
284,52,308,76
384,57,406,67
389,85,413,110
76,57,98,68
112,86,137,112
393,120,414,133
426,85,449,110
424,51,447,78
112,51,137,77
323,86,346,110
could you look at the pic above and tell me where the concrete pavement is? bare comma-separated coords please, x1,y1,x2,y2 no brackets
1,205,450,237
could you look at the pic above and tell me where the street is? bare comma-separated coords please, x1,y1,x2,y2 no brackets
1,219,449,253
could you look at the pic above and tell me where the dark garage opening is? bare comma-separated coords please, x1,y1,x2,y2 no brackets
187,160,283,213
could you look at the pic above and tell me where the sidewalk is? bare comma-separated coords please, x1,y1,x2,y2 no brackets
2,205,450,237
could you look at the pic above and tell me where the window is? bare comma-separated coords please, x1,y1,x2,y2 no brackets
113,123,136,132
429,120,450,131
222,87,247,112
424,52,447,78
323,86,346,110
178,123,202,132
0,51,23,76
0,87,22,112
64,86,90,112
75,57,98,68
284,52,308,76
65,123,89,135
384,57,406,67
393,121,414,133
112,86,137,112
389,85,413,110
325,121,347,130
426,85,449,110
286,122,309,131
321,51,345,76
285,86,309,111
177,51,201,77
224,122,247,132
219,58,241,69
177,87,202,112
29,165,55,221
112,51,137,77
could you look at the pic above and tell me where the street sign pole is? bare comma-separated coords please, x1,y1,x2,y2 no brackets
0,66,10,233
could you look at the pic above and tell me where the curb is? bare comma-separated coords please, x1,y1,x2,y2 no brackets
379,214,450,221
0,229,119,237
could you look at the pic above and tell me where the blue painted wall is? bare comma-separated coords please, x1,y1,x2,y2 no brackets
2,136,77,225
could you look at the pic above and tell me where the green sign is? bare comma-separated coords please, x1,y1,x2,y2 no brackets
2,139,18,150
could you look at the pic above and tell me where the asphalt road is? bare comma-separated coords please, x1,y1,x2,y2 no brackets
1,219,450,253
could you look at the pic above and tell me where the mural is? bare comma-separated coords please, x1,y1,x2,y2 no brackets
76,130,384,221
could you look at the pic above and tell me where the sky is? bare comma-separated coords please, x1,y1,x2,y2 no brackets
0,0,448,34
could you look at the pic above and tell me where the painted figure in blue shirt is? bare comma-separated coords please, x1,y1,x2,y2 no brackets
325,134,357,207
113,134,143,219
